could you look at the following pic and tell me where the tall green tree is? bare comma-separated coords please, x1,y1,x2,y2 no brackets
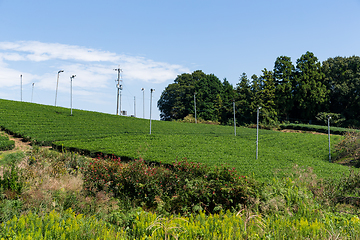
158,73,195,121
293,51,328,121
274,56,295,121
158,70,224,122
219,78,235,125
259,68,277,124
323,56,360,125
234,73,253,124
194,73,223,121
249,74,263,122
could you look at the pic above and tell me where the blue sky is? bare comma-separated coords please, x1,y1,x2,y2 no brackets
1,0,360,119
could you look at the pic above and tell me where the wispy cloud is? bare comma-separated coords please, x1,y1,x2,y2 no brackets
0,41,120,62
0,41,189,88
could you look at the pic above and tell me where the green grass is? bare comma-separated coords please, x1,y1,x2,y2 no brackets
0,134,15,151
0,99,355,181
0,152,25,166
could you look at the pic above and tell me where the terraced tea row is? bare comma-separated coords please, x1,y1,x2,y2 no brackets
0,99,351,180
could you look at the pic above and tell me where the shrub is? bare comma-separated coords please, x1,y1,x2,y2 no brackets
0,135,15,151
333,131,360,167
0,163,24,198
82,156,260,214
20,148,118,219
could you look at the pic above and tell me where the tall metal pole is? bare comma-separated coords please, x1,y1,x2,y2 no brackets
70,75,76,116
114,66,122,115
134,96,136,117
120,91,122,114
150,88,155,134
141,88,145,118
194,92,197,124
20,74,22,102
256,106,261,159
328,115,331,163
55,70,64,106
31,83,35,103
233,100,236,136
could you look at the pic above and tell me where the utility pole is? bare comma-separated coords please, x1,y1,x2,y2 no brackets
150,88,155,134
256,106,262,159
70,75,76,116
31,83,35,103
328,115,332,163
20,74,22,102
233,99,236,136
134,96,136,117
194,92,197,124
55,70,64,106
141,88,145,118
114,66,123,115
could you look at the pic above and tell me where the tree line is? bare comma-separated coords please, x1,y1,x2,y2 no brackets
157,52,360,127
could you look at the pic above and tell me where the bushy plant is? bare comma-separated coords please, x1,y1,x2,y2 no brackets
0,163,24,199
19,148,118,219
0,135,15,151
334,131,360,167
177,114,220,125
82,156,260,214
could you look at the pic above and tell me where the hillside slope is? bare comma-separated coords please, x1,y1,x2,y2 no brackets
0,99,354,180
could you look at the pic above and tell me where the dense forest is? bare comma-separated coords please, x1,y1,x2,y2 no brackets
158,52,360,127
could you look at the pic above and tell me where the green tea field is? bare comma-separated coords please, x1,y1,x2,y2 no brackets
0,99,351,180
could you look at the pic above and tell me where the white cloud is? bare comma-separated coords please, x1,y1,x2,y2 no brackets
121,56,188,83
0,64,38,87
0,52,26,61
0,41,189,85
0,41,120,62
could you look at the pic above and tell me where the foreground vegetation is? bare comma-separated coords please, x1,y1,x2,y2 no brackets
1,147,360,239
2,99,360,238
0,133,14,151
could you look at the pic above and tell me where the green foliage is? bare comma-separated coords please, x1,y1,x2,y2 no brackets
158,70,229,122
129,208,360,239
316,112,346,126
280,123,358,135
274,56,295,121
82,157,260,214
293,51,329,120
0,146,360,238
258,68,278,125
333,131,360,167
235,73,252,124
0,209,125,239
0,151,25,166
176,114,220,125
0,135,15,151
323,56,360,126
0,199,23,223
0,163,24,198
